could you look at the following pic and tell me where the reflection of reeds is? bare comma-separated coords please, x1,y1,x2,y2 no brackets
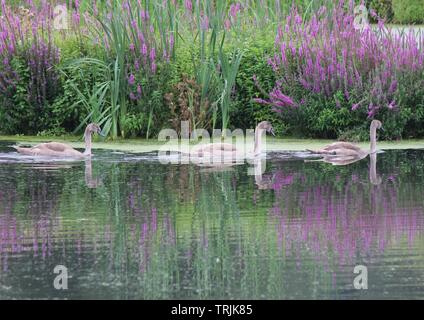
269,154,423,273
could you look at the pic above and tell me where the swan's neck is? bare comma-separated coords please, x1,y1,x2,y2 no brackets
370,125,377,154
83,130,92,156
85,159,92,184
253,128,264,156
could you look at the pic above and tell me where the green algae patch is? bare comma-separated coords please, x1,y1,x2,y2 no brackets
1,135,423,153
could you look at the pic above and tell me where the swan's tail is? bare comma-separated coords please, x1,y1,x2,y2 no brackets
12,146,33,155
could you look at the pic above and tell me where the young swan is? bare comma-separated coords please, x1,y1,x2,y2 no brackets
308,120,382,158
14,123,104,158
189,121,275,161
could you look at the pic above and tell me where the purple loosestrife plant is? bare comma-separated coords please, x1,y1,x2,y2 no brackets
0,1,61,133
257,1,424,127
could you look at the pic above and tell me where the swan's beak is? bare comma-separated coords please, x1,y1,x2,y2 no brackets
98,129,106,137
380,126,385,132
269,127,275,136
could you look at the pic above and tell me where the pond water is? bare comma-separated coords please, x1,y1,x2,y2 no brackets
0,141,423,299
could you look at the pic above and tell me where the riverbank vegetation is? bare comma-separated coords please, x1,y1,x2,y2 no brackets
0,0,423,140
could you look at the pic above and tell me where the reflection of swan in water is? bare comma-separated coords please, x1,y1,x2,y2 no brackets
16,159,102,188
252,158,274,189
369,153,381,185
194,157,274,187
304,154,365,166
307,120,382,158
306,151,382,185
84,159,102,188
196,164,238,173
257,150,380,187
14,123,104,158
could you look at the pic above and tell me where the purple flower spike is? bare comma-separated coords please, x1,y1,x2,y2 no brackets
269,88,296,107
230,3,241,18
201,15,209,31
253,98,270,105
141,43,147,56
224,19,231,31
150,47,156,62
128,74,135,85
184,0,192,12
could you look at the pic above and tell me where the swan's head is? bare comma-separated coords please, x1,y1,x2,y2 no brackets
257,121,275,136
86,123,105,136
371,120,382,130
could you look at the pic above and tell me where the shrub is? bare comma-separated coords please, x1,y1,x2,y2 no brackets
255,2,424,140
67,0,175,139
165,75,211,134
0,56,37,134
125,62,173,138
230,34,278,132
50,38,106,133
392,0,424,24
0,2,61,135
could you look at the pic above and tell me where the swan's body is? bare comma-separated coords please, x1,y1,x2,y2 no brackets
14,123,104,158
190,143,238,159
187,121,274,164
308,120,382,157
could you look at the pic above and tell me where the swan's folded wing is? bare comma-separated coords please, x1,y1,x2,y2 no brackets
42,142,72,152
215,143,237,151
196,143,237,152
